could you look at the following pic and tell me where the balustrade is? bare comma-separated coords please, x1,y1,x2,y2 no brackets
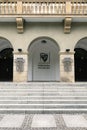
0,0,86,15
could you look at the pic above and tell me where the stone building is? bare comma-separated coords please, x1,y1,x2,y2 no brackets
0,0,87,82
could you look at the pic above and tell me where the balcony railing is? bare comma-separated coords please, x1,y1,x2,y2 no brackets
0,0,87,15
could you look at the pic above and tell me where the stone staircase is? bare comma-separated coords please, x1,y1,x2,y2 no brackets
0,82,87,113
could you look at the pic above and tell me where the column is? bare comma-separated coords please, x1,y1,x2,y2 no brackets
60,51,75,82
13,52,28,82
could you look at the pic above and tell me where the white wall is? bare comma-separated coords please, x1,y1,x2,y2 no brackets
0,22,87,52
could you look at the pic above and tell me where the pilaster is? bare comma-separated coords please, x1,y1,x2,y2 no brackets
59,51,75,82
13,52,28,82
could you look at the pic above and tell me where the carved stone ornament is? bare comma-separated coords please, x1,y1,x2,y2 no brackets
62,58,73,72
16,17,24,33
15,58,25,72
64,17,72,33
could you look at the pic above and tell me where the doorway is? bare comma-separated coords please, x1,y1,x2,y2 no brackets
75,38,87,81
0,38,13,81
28,37,60,81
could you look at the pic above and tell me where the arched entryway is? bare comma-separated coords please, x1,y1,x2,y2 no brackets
28,37,60,81
74,37,87,81
0,37,13,81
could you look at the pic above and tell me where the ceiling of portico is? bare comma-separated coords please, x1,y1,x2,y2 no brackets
75,38,87,51
0,38,13,52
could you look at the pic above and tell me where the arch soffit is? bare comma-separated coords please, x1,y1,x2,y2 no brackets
28,37,60,52
75,37,87,51
0,37,13,52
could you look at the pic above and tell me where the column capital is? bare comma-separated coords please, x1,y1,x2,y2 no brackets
13,52,28,55
59,51,75,55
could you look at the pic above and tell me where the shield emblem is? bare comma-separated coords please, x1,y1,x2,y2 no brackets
40,53,48,62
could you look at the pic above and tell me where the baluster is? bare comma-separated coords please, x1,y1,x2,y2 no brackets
33,1,35,14
4,2,6,14
1,2,5,14
82,0,85,14
57,0,60,14
59,0,61,14
54,0,57,14
36,1,38,14
27,2,30,14
28,2,31,14
10,1,12,14
15,1,17,14
0,2,1,14
35,1,38,14
85,1,87,14
23,2,26,14
48,1,50,14
72,0,74,14
12,2,14,14
29,1,33,14
76,0,79,14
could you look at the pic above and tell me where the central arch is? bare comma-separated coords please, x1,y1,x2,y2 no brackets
28,37,60,81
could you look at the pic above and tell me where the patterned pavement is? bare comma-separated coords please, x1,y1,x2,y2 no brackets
0,114,87,130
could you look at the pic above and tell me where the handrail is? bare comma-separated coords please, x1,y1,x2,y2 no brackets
0,0,87,2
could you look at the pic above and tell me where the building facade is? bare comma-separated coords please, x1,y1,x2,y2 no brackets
0,0,87,82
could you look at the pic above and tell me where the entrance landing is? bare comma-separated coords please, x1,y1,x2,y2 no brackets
0,114,87,129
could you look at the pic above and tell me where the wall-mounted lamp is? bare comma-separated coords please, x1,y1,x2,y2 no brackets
18,49,22,52
66,49,70,52
41,40,47,44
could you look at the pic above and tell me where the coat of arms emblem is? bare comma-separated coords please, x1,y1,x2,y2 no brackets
40,53,48,62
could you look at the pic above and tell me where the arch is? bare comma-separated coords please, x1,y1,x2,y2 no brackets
0,37,13,51
28,37,60,81
28,36,60,51
0,37,13,81
74,37,87,81
75,37,87,51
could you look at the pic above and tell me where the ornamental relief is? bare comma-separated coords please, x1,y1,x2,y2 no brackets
15,58,25,72
62,57,73,72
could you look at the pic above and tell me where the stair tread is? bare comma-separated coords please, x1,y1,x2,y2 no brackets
0,82,87,113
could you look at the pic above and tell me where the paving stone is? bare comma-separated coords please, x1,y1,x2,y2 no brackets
31,114,56,128
62,114,87,128
0,114,25,128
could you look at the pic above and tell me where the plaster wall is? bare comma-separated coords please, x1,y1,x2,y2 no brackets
0,22,86,52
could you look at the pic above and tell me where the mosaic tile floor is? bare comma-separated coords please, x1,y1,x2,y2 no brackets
0,114,87,130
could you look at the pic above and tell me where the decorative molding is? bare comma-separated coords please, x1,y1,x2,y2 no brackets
15,58,25,72
59,52,75,55
16,17,24,33
62,57,73,72
13,52,28,55
64,17,72,33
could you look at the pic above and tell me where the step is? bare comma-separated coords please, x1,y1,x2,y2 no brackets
0,108,87,114
0,92,87,96
0,82,86,86
0,100,87,104
0,103,87,107
0,82,86,113
0,95,87,99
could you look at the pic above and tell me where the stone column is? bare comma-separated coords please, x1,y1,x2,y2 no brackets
13,52,28,82
59,51,75,82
